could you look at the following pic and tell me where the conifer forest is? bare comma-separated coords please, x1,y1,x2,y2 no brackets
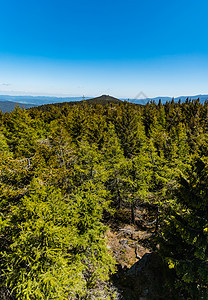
1,98,208,299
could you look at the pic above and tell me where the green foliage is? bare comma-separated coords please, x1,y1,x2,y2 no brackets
0,130,10,156
1,182,82,299
159,158,208,298
3,107,41,157
1,99,208,298
0,181,114,299
113,102,146,158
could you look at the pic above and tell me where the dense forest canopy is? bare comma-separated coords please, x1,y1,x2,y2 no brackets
1,98,208,299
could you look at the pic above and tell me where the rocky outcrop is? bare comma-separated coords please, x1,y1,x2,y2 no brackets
112,252,174,300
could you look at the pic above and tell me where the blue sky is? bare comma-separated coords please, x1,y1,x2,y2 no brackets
0,0,208,98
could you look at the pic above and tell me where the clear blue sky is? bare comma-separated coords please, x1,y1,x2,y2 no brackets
0,0,208,98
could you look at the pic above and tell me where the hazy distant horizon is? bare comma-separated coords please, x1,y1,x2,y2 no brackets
0,92,208,102
1,55,208,99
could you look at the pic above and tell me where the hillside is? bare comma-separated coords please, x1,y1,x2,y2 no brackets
0,95,89,106
0,101,37,113
86,94,122,104
34,94,123,111
1,99,208,299
0,94,208,108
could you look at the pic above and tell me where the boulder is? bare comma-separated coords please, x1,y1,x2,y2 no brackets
112,252,174,300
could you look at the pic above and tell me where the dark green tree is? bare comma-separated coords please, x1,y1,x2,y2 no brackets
159,158,208,299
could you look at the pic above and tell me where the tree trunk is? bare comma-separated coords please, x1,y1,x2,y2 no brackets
131,203,135,225
116,177,122,209
155,205,159,233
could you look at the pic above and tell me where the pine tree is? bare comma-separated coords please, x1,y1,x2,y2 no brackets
0,130,10,156
159,157,208,299
114,102,145,158
3,106,39,157
0,180,115,299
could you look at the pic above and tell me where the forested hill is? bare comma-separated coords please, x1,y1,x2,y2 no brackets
1,94,208,113
0,100,37,113
33,94,123,111
0,95,121,113
1,98,208,299
87,94,122,104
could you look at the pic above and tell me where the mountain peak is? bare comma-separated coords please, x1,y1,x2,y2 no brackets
87,95,122,104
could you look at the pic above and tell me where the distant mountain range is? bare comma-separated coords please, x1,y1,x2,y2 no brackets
0,95,90,113
0,95,90,105
0,101,37,113
0,94,208,113
129,94,208,105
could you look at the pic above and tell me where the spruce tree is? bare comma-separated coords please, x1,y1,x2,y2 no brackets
159,158,208,299
0,180,115,299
